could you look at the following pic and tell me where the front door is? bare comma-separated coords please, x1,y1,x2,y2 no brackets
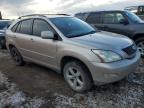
101,12,134,37
30,19,57,68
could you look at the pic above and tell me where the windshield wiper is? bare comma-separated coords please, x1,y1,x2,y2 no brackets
68,30,96,38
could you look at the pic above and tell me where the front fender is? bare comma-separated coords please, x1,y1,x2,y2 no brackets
57,45,101,71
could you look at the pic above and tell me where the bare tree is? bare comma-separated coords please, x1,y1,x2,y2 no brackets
0,12,2,19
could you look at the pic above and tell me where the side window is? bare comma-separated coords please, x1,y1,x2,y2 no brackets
19,19,32,35
115,13,125,23
103,13,115,24
33,19,54,37
86,13,101,24
103,13,125,24
11,23,19,32
16,22,21,33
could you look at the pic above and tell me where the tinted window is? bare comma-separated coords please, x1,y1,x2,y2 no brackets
86,13,101,24
103,12,125,24
19,19,32,35
16,22,21,33
11,23,19,32
50,17,96,38
115,13,125,23
33,19,53,36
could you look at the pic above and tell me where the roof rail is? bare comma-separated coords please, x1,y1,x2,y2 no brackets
18,14,70,19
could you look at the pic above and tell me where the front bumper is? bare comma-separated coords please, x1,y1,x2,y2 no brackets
88,51,141,85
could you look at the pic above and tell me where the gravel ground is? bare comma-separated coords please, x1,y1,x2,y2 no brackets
0,50,143,108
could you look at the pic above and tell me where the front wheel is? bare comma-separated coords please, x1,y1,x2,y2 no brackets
63,61,93,92
135,37,144,58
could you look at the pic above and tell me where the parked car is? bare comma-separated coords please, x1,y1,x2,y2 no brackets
124,5,144,20
6,14,140,92
75,10,144,58
0,20,12,49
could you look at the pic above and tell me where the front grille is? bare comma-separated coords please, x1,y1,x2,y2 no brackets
122,44,137,56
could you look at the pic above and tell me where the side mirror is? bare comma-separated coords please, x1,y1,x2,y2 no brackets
41,31,54,39
119,19,129,25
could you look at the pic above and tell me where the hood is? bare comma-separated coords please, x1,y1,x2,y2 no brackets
70,31,133,50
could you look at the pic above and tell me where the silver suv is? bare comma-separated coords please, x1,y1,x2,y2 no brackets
6,14,140,92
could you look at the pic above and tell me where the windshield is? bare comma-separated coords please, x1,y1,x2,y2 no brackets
50,17,96,38
125,11,143,23
0,21,11,30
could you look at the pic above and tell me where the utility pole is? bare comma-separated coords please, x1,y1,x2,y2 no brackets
0,12,2,19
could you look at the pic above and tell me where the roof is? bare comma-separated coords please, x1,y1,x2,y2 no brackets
18,14,71,19
76,10,125,14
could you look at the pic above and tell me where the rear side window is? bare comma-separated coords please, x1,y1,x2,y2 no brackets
86,13,101,24
11,23,19,32
33,19,54,37
19,19,32,35
16,22,21,33
103,12,125,24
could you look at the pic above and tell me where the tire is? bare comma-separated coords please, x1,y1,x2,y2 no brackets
63,60,93,92
9,47,25,66
135,37,144,58
0,39,4,49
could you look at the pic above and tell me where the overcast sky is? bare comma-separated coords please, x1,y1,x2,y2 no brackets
0,0,144,19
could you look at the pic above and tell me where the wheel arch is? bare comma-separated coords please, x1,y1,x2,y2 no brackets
8,44,16,50
133,33,144,41
60,56,94,82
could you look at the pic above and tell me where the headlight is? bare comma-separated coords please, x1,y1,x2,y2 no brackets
92,50,122,63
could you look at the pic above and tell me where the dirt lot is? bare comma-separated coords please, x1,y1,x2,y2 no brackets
0,49,143,108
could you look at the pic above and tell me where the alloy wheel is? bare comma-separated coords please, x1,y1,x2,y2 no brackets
11,49,21,64
65,67,84,90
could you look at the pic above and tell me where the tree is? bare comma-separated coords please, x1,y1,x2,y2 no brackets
0,12,2,19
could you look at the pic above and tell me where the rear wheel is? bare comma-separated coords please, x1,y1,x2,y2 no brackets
135,37,144,58
0,39,4,49
9,47,25,66
63,60,93,92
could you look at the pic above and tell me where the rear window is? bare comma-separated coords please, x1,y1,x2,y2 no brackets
103,13,115,24
86,12,101,24
11,22,19,32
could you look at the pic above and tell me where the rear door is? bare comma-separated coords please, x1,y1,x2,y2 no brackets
12,19,34,58
101,12,133,36
86,12,103,30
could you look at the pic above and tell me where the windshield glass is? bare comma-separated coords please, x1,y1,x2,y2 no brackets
125,11,143,23
0,21,11,30
50,17,96,38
